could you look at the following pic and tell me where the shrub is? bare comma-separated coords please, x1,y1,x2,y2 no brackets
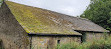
56,36,111,49
56,42,79,49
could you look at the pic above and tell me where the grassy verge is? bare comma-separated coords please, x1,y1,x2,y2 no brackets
56,36,111,49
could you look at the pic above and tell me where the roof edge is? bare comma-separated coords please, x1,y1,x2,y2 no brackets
28,33,82,37
74,30,110,33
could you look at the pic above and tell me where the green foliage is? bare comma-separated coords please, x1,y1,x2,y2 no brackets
56,43,79,49
0,0,3,3
0,0,3,7
56,36,111,49
81,0,111,31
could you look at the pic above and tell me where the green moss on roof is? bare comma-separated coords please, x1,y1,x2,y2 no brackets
5,1,81,35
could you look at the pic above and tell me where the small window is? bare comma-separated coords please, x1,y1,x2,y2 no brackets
57,40,60,44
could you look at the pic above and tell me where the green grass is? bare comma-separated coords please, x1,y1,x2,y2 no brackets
56,42,79,49
56,36,111,49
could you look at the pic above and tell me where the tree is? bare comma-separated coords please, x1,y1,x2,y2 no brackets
0,0,3,3
81,0,111,31
0,0,3,7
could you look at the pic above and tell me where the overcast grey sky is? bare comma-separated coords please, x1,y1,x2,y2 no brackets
9,0,90,16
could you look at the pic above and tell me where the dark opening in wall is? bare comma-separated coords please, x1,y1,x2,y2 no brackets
0,40,3,49
57,40,60,44
74,30,86,43
81,33,86,42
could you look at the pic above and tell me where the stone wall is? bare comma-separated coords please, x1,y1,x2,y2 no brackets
85,32,104,42
30,36,81,49
0,1,29,49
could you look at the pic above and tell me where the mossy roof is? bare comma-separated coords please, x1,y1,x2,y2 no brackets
5,1,81,35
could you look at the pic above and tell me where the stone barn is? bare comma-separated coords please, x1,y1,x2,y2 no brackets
46,12,110,42
56,15,109,42
28,33,81,49
0,0,109,49
3,1,82,49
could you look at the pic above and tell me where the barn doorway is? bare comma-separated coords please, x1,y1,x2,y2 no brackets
81,33,86,42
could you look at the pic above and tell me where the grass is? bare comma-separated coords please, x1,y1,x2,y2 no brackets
56,42,79,49
56,36,111,49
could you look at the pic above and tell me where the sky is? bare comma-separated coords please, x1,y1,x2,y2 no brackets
8,0,90,16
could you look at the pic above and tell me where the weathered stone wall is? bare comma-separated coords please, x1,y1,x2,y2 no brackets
85,32,104,42
0,1,29,49
30,36,81,49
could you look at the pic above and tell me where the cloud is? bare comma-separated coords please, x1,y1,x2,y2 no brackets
9,0,90,16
